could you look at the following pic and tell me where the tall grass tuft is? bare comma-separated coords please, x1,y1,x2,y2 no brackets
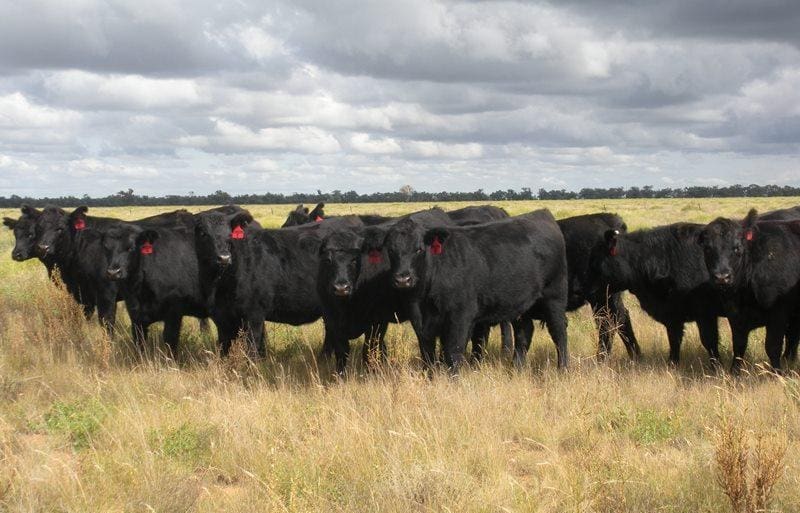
713,413,788,513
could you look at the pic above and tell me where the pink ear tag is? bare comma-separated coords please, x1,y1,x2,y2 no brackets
430,236,443,255
73,218,86,231
231,225,245,240
315,216,324,222
744,229,754,241
140,242,154,255
368,249,382,264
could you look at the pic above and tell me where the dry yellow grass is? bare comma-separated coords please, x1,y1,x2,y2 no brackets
0,198,798,512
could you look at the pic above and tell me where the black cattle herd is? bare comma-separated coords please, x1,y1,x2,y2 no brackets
3,202,800,375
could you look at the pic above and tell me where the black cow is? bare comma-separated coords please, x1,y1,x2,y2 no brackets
4,205,44,263
101,206,251,353
558,213,640,359
200,211,362,362
281,203,508,229
365,209,569,372
282,203,392,228
591,223,724,365
697,209,800,372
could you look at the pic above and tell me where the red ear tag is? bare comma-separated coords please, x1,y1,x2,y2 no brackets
315,216,323,222
73,218,86,231
430,236,443,256
744,229,754,241
609,246,618,256
231,225,245,240
140,242,153,255
368,249,382,264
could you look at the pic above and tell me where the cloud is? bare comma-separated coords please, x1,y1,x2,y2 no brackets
0,0,799,197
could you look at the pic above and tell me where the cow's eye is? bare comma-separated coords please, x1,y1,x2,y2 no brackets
416,247,424,254
28,233,35,239
734,247,742,255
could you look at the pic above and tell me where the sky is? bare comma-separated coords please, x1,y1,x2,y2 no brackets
1,0,799,197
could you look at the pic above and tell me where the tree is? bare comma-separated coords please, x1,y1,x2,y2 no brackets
399,185,415,201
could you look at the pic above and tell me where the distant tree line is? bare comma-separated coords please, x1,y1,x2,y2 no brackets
1,184,799,208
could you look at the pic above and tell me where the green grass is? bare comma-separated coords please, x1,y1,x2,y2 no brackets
0,198,799,512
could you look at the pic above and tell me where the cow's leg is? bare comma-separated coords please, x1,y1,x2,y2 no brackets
610,293,640,359
512,318,533,369
96,291,117,335
441,316,472,375
765,311,788,373
499,321,514,358
362,322,389,363
664,320,684,365
730,320,750,374
362,323,388,365
783,316,800,363
198,317,210,333
412,312,438,371
162,316,183,358
696,316,721,366
470,323,491,363
215,317,236,357
244,317,266,359
591,301,614,360
333,335,351,377
543,300,569,369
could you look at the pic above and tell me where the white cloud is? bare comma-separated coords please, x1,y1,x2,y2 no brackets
349,133,402,154
44,71,207,110
0,93,80,128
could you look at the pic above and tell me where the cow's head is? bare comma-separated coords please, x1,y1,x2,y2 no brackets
35,206,75,258
587,228,634,294
4,205,42,261
103,224,158,281
194,211,245,269
366,218,448,290
281,203,325,227
318,229,371,298
697,209,756,287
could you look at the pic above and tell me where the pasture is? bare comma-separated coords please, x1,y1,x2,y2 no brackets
1,198,799,512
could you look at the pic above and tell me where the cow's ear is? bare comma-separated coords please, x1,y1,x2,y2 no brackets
20,204,40,218
695,229,706,246
309,202,325,221
742,209,758,242
423,228,450,255
230,212,254,230
3,217,17,229
361,226,388,252
136,229,159,245
68,206,89,231
298,231,323,253
294,204,305,213
604,229,620,256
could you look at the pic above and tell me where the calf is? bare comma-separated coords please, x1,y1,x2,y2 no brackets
558,213,640,359
200,211,362,363
365,210,569,372
697,209,800,372
590,223,724,365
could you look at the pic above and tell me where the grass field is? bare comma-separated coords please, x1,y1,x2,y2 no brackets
1,198,799,512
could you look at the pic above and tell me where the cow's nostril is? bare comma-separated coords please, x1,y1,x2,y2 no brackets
333,283,352,296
